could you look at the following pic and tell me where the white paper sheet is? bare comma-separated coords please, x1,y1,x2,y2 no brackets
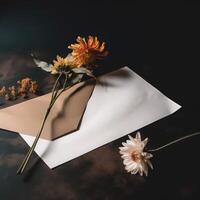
20,67,181,169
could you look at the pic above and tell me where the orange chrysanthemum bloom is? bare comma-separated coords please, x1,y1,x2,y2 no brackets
68,36,108,68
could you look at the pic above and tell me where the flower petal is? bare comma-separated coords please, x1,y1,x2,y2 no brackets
136,132,141,141
131,168,139,174
142,137,149,147
123,159,134,165
145,152,153,159
147,160,153,169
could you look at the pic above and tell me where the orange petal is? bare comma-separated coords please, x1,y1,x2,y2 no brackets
77,36,87,48
92,36,100,48
88,35,94,47
99,42,105,52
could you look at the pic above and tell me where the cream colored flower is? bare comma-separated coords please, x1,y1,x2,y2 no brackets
119,132,153,176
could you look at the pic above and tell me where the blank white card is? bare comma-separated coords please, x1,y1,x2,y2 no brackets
20,67,181,168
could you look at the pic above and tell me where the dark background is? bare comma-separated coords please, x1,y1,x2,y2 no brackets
1,1,200,199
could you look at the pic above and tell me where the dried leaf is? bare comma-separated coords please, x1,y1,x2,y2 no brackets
71,67,95,78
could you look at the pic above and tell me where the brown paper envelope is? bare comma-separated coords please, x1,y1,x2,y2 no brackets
0,80,95,140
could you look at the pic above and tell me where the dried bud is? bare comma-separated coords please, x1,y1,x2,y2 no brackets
18,77,32,96
29,81,38,94
1,77,38,103
5,93,11,101
22,91,29,99
0,86,6,96
9,86,18,100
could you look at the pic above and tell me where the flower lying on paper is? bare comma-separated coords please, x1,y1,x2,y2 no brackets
119,132,153,176
0,78,38,102
17,36,108,174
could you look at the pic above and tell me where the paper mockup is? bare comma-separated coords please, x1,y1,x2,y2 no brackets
19,67,181,168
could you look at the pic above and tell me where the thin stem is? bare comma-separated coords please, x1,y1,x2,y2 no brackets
49,76,81,108
16,108,51,174
50,72,63,103
17,73,83,174
17,74,63,174
48,74,68,109
148,132,200,152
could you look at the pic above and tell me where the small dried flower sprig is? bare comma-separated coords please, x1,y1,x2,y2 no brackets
17,78,38,98
0,86,6,96
120,131,200,176
0,78,38,102
17,36,108,174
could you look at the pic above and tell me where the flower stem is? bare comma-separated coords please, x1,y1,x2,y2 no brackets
16,107,51,174
49,76,82,108
148,132,200,152
17,72,88,174
51,72,63,102
17,74,63,174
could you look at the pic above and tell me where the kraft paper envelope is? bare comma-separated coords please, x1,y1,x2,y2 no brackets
20,67,181,169
0,81,95,140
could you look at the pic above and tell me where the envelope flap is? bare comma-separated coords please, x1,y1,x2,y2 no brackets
0,80,95,140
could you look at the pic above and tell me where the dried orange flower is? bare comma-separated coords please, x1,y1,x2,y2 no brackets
68,36,108,67
9,86,16,94
17,78,32,95
5,93,10,101
17,77,38,98
0,86,6,96
33,36,108,75
8,86,17,100
0,78,38,103
29,81,38,94
50,55,73,74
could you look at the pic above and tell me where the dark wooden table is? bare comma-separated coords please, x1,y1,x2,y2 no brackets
1,1,200,199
